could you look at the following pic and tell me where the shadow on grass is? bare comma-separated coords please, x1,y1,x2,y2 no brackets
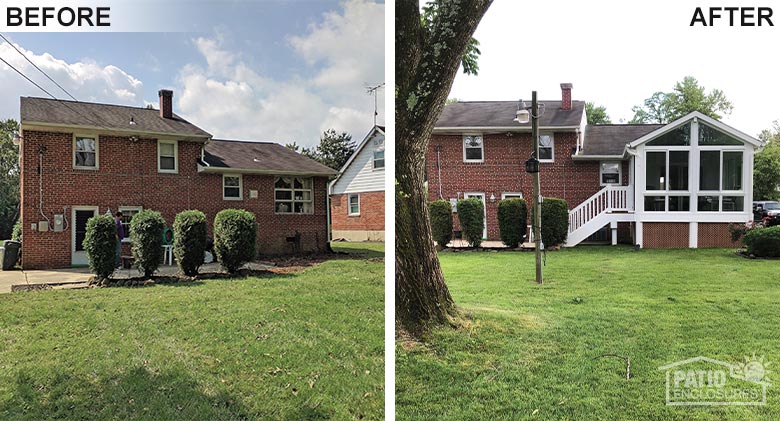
330,245,384,259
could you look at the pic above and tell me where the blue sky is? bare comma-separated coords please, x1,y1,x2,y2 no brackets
0,0,385,146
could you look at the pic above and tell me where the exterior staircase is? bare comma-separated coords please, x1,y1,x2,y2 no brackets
565,185,635,247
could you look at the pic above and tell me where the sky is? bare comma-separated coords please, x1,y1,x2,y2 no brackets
447,0,780,137
0,0,385,147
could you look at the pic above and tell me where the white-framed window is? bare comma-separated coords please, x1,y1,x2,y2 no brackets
223,174,243,200
274,176,314,214
348,193,360,215
118,206,142,243
501,192,523,200
600,161,622,185
538,133,554,162
697,149,744,212
73,135,98,169
463,134,484,162
373,150,385,169
644,150,690,212
158,140,178,173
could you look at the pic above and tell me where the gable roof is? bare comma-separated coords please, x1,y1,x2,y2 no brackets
20,97,211,139
434,100,585,130
628,111,763,148
329,125,385,192
580,124,664,157
200,139,337,177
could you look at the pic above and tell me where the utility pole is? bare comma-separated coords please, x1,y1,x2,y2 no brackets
531,91,543,284
366,83,385,126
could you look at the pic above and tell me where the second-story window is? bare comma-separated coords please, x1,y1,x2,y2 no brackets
373,150,385,169
538,134,554,162
158,140,178,173
74,136,98,169
463,135,484,162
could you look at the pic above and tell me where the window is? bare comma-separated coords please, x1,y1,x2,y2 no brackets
348,194,360,215
698,150,744,212
644,150,690,212
647,124,691,146
699,123,743,146
274,177,313,214
373,150,385,169
463,135,484,162
74,136,98,169
223,175,242,200
158,140,178,173
600,162,621,185
501,192,523,200
118,206,142,242
538,133,554,162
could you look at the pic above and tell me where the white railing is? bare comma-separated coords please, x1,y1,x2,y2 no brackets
568,185,632,233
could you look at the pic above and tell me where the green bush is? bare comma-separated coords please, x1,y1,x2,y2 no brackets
173,210,208,276
131,210,166,277
83,214,116,280
743,226,780,257
214,209,257,274
531,198,569,247
498,198,528,248
11,220,21,242
457,198,484,247
429,200,453,248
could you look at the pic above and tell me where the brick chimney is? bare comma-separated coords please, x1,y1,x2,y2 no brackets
159,89,173,119
560,83,573,111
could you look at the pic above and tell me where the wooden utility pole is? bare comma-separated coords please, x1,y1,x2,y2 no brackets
531,91,543,284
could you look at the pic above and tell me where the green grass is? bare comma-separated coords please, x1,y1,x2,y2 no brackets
331,242,385,259
397,247,780,420
0,253,384,420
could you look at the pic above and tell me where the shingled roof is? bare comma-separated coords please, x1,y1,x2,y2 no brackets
581,124,664,157
201,139,337,176
20,97,211,138
435,100,585,129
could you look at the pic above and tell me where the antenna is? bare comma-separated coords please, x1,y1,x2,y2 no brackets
366,82,385,127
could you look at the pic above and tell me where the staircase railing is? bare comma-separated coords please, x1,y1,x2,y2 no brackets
568,185,632,233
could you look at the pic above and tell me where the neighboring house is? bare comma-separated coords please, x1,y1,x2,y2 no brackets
427,83,762,248
17,90,336,269
329,126,385,241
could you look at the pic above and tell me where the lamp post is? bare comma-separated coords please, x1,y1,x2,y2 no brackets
515,91,543,284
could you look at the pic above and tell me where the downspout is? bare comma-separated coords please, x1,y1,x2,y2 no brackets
38,145,50,226
436,145,443,200
326,178,333,251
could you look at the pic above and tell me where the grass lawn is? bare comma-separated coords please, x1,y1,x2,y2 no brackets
397,247,780,420
0,245,384,420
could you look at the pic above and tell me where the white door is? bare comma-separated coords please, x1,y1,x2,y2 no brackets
72,207,99,266
465,192,487,239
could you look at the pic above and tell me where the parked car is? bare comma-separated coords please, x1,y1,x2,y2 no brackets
753,201,780,225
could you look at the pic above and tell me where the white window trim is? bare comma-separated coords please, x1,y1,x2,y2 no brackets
348,193,360,216
73,134,99,170
118,206,142,243
158,139,178,173
643,149,691,212
599,161,623,186
501,192,523,200
373,149,385,170
462,134,484,163
223,174,243,201
538,133,554,163
274,177,315,215
697,149,745,213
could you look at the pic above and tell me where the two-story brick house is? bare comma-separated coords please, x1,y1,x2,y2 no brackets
427,84,763,248
17,90,336,269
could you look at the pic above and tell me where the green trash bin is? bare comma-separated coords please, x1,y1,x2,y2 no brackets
1,241,20,270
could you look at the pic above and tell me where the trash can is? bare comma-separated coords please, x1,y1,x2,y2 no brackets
1,241,20,270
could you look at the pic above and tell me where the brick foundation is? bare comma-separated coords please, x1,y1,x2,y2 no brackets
330,191,385,241
642,222,689,248
698,223,736,248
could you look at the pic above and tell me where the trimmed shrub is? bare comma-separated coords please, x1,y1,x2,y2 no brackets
498,198,528,248
457,198,484,247
173,210,208,276
214,209,257,274
743,226,780,257
83,214,116,280
429,200,453,248
531,198,569,248
11,220,21,242
131,210,166,277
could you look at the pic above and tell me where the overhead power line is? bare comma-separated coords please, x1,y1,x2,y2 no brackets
0,54,57,100
0,33,78,101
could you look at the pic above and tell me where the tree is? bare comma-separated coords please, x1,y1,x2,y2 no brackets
754,123,780,201
585,102,611,124
314,129,356,170
396,0,493,334
284,141,317,160
0,119,20,240
630,76,733,124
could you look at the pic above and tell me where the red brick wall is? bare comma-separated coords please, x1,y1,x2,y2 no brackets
698,223,734,248
331,191,385,231
643,222,689,249
20,130,329,269
427,131,624,240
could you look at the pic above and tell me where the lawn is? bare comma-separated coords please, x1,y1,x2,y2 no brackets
0,245,384,420
397,247,780,420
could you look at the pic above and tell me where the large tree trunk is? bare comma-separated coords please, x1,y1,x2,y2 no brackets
395,0,493,334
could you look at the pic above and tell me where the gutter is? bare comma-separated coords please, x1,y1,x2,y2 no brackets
197,164,336,177
22,121,211,142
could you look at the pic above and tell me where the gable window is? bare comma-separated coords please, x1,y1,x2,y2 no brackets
74,136,98,169
158,140,178,173
348,194,360,215
600,162,622,185
538,133,554,162
118,206,142,242
698,150,744,212
373,150,385,169
463,135,484,162
223,174,242,200
275,177,313,214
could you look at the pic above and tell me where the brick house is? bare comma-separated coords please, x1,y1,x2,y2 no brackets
329,126,385,241
16,91,336,269
428,83,762,248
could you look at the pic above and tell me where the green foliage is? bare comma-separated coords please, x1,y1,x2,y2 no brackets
214,209,257,274
173,210,208,276
497,198,528,248
532,198,569,247
429,200,453,248
630,76,733,124
284,141,318,161
420,1,482,75
744,226,780,257
83,214,116,280
130,210,166,277
11,220,21,242
0,119,20,240
585,102,611,124
728,222,753,243
754,123,780,200
456,198,484,247
294,129,356,170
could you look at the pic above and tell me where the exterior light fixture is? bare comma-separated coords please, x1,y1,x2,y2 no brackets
525,155,540,174
12,131,22,145
489,193,496,203
129,117,137,125
514,108,530,124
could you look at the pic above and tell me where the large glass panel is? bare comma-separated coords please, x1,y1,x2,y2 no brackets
647,123,690,146
645,196,665,211
668,196,690,212
646,152,666,190
699,123,743,145
722,196,744,212
699,151,720,190
160,156,175,170
669,151,689,190
698,195,719,211
275,190,292,200
722,152,743,190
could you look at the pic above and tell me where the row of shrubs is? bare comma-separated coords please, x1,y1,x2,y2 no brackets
430,197,569,249
84,208,257,280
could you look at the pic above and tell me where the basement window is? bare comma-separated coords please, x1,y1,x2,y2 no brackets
275,177,313,214
74,136,98,169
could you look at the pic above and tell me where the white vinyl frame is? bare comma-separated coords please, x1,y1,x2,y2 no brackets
274,176,315,215
348,193,360,215
157,139,179,173
223,174,243,201
538,132,554,163
696,147,746,213
599,161,622,186
118,206,143,243
462,134,484,163
73,134,99,170
71,206,99,265
464,191,487,239
501,192,523,200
